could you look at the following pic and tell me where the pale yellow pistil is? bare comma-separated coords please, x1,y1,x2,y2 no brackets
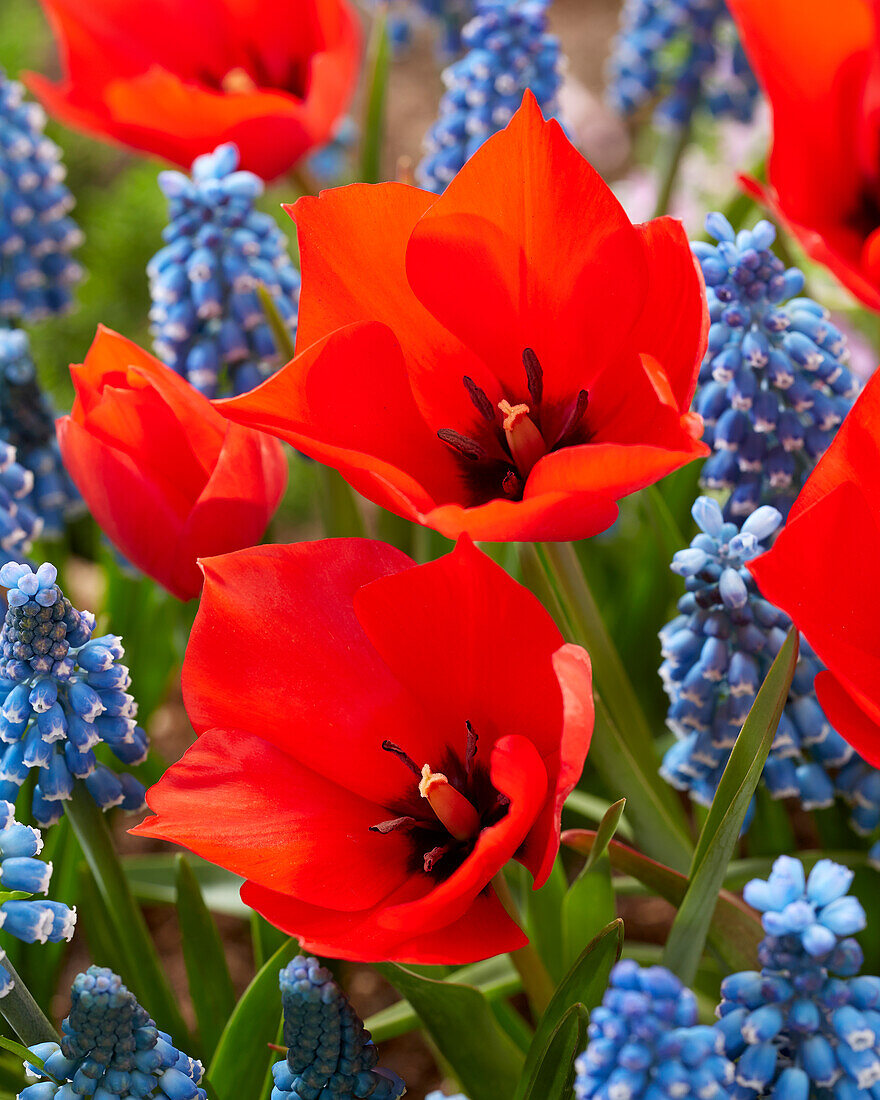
419,765,481,841
498,399,546,478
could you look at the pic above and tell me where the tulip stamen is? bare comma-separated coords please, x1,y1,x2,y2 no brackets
381,739,422,777
523,347,543,405
437,429,489,461
423,843,453,872
369,815,418,835
465,720,478,777
419,764,481,841
498,399,546,478
556,388,590,445
463,376,495,421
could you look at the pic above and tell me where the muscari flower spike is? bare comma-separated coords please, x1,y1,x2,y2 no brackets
0,797,76,997
366,0,474,55
416,0,563,193
0,438,40,565
717,855,880,1100
271,955,406,1100
607,0,759,126
574,959,734,1100
148,142,300,399
0,328,80,539
0,561,148,827
660,496,880,851
21,965,206,1099
0,68,83,322
692,213,858,520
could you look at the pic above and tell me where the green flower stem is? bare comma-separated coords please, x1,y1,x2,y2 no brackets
491,871,555,1016
0,958,58,1046
651,115,694,220
360,6,392,185
65,785,190,1047
257,284,295,360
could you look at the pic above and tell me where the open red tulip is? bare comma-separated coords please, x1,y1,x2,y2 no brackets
749,370,880,766
728,0,880,310
132,536,594,963
26,0,361,180
57,326,288,601
220,93,709,543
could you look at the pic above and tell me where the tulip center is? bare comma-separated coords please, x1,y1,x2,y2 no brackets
371,723,509,876
436,348,589,505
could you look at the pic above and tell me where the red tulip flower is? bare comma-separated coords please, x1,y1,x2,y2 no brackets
25,0,361,181
132,537,594,963
57,326,288,601
749,371,880,766
220,94,709,543
727,0,880,310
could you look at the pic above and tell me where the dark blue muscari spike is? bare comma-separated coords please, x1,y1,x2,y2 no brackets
660,497,880,840
368,0,475,56
416,0,562,193
0,327,81,539
0,68,83,322
0,437,40,565
20,966,206,1098
148,142,300,399
607,0,759,126
0,561,148,827
271,956,406,1099
693,213,858,520
717,856,880,1100
575,960,734,1100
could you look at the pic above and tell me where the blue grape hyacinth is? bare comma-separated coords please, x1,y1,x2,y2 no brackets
148,142,300,398
607,0,759,126
693,214,858,519
0,438,40,565
0,562,147,827
0,797,76,996
575,959,734,1100
416,0,563,193
271,956,406,1100
717,856,880,1100
21,966,206,1099
0,69,82,322
659,496,880,836
0,328,80,539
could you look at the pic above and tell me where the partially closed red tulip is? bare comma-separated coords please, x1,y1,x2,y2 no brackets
57,326,288,601
26,0,361,181
749,371,880,765
221,94,709,543
728,0,880,309
132,537,594,963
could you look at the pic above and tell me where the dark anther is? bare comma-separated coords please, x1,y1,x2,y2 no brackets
465,720,478,777
370,815,418,834
381,739,422,777
522,348,543,406
558,388,590,441
501,470,522,498
463,376,495,421
437,429,488,462
424,843,452,872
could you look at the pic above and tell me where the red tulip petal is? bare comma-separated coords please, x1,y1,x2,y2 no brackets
352,537,566,769
404,93,650,418
56,416,197,600
377,734,547,936
132,728,414,908
630,218,708,413
183,540,442,804
240,875,525,963
815,670,880,768
421,491,621,543
220,322,463,505
519,643,594,886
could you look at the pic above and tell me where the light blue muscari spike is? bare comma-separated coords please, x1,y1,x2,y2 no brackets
270,955,406,1099
0,436,40,565
719,856,880,1100
416,0,563,194
20,966,206,1098
148,142,300,399
574,960,734,1100
693,213,858,518
0,562,147,827
0,69,83,323
607,0,759,126
0,328,81,540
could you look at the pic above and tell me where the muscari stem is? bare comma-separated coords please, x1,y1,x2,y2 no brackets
651,114,694,220
65,784,191,1048
0,957,58,1046
491,871,555,1017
